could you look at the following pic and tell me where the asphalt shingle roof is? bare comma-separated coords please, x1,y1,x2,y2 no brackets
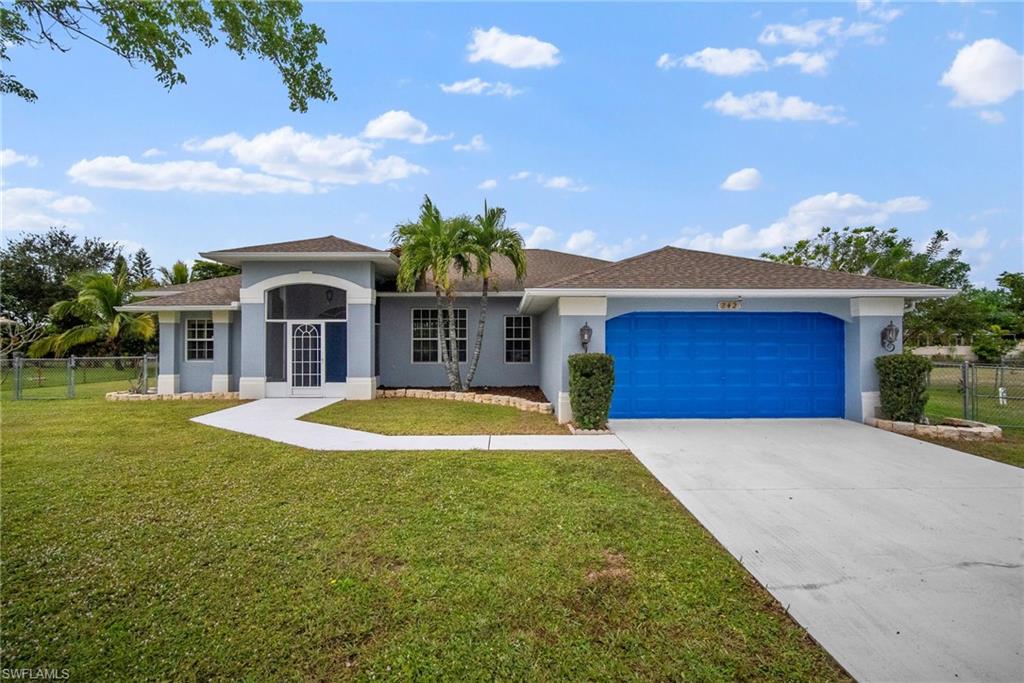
539,246,940,290
129,275,241,307
412,249,611,292
208,235,384,254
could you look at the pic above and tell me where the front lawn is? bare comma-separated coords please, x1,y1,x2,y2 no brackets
911,429,1024,469
303,396,571,435
1,395,846,680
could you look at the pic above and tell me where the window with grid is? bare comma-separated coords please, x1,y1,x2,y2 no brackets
185,319,214,361
504,316,532,363
412,308,467,363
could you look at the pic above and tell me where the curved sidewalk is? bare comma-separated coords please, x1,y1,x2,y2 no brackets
191,398,627,451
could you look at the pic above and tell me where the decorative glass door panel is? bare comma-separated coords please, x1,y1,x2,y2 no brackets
290,323,322,392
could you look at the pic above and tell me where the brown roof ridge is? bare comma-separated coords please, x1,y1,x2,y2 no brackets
208,234,385,254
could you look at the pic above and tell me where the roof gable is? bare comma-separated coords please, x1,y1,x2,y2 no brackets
206,235,383,254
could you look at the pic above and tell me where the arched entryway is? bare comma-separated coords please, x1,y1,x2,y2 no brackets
264,283,347,397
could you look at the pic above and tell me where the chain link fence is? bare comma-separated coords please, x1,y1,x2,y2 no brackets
1,355,156,400
927,362,1024,429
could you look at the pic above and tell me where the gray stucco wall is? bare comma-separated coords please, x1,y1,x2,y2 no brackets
377,295,540,389
538,305,561,405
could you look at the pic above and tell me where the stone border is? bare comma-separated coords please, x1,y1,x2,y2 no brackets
568,424,614,435
873,417,1003,442
376,388,553,414
106,391,239,401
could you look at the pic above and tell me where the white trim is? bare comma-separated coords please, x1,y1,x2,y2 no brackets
212,310,232,324
850,297,904,317
211,374,230,393
239,377,267,399
157,311,180,324
410,307,468,364
184,317,215,362
558,296,607,316
556,392,573,424
157,374,179,395
503,314,533,364
346,377,377,400
239,271,374,305
861,391,881,423
287,321,326,396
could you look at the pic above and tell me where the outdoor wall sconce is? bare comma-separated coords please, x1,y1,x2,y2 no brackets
881,320,900,352
580,322,593,352
325,288,334,303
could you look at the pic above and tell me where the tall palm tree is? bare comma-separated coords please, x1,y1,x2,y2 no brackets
463,201,526,388
29,271,156,357
158,260,190,285
392,196,473,390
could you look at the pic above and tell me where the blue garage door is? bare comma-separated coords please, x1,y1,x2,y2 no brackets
607,312,844,418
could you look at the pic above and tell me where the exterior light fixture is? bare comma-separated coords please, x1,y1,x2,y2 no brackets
580,322,593,352
325,288,334,303
881,320,900,352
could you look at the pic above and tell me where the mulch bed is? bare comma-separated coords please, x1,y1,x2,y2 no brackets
380,385,549,403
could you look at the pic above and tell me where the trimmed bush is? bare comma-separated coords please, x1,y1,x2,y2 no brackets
568,353,615,429
875,353,932,423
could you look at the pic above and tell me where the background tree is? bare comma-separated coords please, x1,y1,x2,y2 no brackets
392,196,473,391
131,249,154,285
29,270,155,357
463,201,526,388
2,0,335,112
191,259,240,282
158,260,191,285
0,228,118,323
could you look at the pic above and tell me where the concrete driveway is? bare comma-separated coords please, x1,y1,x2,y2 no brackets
612,418,1023,683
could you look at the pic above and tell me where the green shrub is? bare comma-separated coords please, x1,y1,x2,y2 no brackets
875,353,932,422
568,353,615,429
971,326,1016,364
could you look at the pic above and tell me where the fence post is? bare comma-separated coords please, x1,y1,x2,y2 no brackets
68,355,76,399
961,361,970,420
142,353,149,394
13,352,23,400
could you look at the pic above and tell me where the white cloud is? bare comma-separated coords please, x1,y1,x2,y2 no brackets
1,187,95,232
182,126,426,186
141,148,165,158
658,47,767,76
758,18,844,47
978,110,1005,124
67,156,315,194
774,50,832,75
674,191,929,252
856,1,903,23
563,230,647,260
1,149,39,168
706,91,845,123
564,229,597,252
940,39,1024,107
518,224,557,248
945,228,989,250
478,178,498,190
440,77,524,97
467,27,561,69
509,171,589,192
363,110,450,144
453,134,489,152
721,167,762,191
947,30,966,42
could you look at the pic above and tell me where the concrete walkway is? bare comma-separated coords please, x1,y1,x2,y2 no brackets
613,418,1024,683
192,398,626,451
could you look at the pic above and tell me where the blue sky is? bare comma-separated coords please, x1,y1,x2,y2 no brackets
3,1,1022,285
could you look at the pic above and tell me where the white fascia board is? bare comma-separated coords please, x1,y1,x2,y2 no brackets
116,303,240,313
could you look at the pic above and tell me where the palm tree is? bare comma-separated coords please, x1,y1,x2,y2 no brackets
392,196,473,391
463,201,526,388
158,260,190,285
29,271,156,357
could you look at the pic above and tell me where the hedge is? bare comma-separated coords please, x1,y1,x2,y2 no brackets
568,353,615,429
875,353,932,423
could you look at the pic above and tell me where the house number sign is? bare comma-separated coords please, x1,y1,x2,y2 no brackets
717,300,742,310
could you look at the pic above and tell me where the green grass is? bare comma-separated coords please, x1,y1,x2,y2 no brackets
1,396,846,680
926,365,1024,428
912,429,1024,469
303,396,571,435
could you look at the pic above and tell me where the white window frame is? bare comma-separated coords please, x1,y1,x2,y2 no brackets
504,315,533,364
410,308,468,364
184,318,214,362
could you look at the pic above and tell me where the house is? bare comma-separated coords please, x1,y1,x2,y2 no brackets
120,235,952,423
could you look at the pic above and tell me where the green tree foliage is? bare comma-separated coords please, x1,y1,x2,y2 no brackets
0,228,118,323
159,260,191,285
29,270,156,357
131,249,154,285
2,0,335,112
462,201,527,388
996,272,1024,333
762,227,970,289
971,326,1017,363
392,196,475,391
191,259,240,282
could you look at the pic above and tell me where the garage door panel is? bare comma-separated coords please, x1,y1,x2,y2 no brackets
607,312,844,419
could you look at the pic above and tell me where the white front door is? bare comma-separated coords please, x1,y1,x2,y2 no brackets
289,322,324,396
